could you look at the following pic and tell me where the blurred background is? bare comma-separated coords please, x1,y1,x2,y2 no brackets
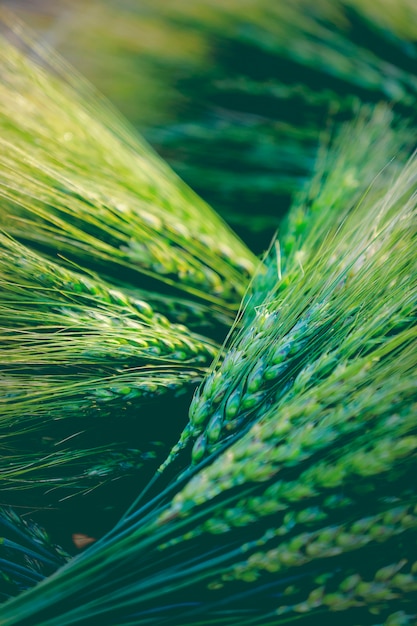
3,0,417,252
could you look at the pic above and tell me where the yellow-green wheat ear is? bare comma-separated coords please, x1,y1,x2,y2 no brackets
0,14,258,328
0,232,220,506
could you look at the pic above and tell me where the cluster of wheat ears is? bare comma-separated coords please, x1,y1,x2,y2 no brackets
0,3,416,625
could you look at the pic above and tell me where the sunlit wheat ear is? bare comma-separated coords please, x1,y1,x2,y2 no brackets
0,232,221,366
0,15,258,320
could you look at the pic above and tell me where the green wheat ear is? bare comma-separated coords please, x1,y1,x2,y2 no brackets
160,106,415,472
0,14,258,326
0,232,220,367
